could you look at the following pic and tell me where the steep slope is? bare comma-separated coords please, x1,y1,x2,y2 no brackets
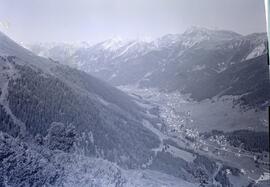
0,31,160,168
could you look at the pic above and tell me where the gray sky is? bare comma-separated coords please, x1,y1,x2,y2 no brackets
0,0,267,43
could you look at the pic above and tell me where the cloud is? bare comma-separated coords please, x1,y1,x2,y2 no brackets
0,21,10,29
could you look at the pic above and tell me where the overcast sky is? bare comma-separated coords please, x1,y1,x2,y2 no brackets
0,0,267,43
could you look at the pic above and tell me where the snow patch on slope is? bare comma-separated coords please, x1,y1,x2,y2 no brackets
101,37,128,51
246,43,266,60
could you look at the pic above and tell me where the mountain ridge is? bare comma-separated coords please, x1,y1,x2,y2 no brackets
28,27,268,109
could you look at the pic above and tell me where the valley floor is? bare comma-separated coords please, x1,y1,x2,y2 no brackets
119,85,270,187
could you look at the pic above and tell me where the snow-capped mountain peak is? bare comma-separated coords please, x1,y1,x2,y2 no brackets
183,26,212,35
100,37,128,51
183,26,242,41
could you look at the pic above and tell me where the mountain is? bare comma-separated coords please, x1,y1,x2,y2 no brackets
0,31,164,186
7,28,270,186
23,42,90,68
1,31,235,186
27,27,269,109
0,30,163,167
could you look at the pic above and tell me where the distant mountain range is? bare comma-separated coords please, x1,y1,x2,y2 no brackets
26,27,270,109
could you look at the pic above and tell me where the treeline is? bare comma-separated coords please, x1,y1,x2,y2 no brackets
7,64,99,136
0,132,62,186
204,129,269,153
226,130,269,153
